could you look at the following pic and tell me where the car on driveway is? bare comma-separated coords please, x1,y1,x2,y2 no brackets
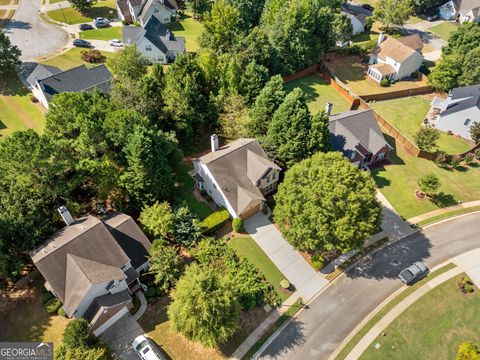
399,262,429,285
132,335,167,360
109,39,124,47
73,39,92,48
94,18,110,28
79,23,93,31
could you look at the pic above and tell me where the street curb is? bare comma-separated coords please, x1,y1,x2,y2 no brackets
421,210,480,230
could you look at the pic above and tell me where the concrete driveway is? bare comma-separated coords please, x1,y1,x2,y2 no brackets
100,313,144,360
3,0,68,60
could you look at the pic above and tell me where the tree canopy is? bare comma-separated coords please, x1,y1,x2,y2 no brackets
0,32,21,79
373,0,414,30
273,152,382,252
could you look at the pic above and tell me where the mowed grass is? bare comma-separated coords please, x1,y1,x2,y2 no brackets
428,21,460,41
372,136,480,219
228,236,289,302
166,13,204,52
41,47,116,70
0,74,46,140
79,26,122,40
46,0,116,24
327,55,427,96
0,9,13,29
173,163,213,220
370,96,472,155
360,275,480,360
285,74,352,114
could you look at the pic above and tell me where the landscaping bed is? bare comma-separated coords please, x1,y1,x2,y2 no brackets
359,273,480,360
285,74,352,114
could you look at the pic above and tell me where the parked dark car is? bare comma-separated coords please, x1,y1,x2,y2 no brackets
73,39,92,48
79,23,93,31
426,14,440,21
95,21,110,28
362,3,374,11
399,262,429,285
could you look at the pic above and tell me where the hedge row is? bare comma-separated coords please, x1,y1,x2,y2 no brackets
199,209,230,234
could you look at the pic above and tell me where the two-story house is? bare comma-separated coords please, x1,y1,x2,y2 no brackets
193,135,281,219
367,33,424,83
439,0,480,22
116,0,178,25
30,207,151,337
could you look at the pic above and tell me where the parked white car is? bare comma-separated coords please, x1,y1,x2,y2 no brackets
132,335,167,360
109,39,124,47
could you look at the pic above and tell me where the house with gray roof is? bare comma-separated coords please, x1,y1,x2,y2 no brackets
193,135,281,219
438,0,480,22
116,0,177,26
27,64,112,109
428,84,480,140
30,207,151,336
329,109,392,168
123,16,185,64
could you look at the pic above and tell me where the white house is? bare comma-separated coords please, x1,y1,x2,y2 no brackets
26,64,112,109
439,0,480,22
367,33,424,83
343,10,367,35
30,207,151,336
428,84,480,140
123,16,185,64
193,135,281,219
116,0,177,26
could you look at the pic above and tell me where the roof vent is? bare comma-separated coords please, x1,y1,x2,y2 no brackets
58,206,74,226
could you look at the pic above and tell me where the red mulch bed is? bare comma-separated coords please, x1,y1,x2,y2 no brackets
414,190,427,200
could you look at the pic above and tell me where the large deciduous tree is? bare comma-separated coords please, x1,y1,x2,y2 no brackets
239,61,269,105
456,342,480,360
148,241,181,294
0,32,21,79
139,201,175,240
225,0,266,30
373,0,414,30
263,88,331,166
414,127,440,151
107,45,149,80
274,152,382,252
168,264,241,347
332,12,354,44
68,0,96,11
185,0,211,18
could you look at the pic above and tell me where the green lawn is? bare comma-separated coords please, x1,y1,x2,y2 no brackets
285,74,352,115
351,32,379,45
0,74,46,140
166,13,204,52
360,274,480,360
0,9,13,29
373,136,480,219
370,96,472,155
79,26,122,40
46,0,116,24
428,21,460,41
228,236,289,302
41,47,116,70
173,163,213,220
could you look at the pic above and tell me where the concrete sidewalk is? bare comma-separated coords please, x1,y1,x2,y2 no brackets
244,213,328,302
407,200,480,224
452,248,480,289
376,191,415,241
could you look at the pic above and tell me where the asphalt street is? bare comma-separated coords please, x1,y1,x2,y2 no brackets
258,212,480,360
3,0,68,60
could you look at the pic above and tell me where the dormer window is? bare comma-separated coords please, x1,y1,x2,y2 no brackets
350,152,356,160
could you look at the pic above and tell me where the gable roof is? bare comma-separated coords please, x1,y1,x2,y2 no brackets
196,139,280,216
450,84,480,100
453,0,480,13
329,110,391,157
26,64,63,87
37,65,112,103
376,34,422,63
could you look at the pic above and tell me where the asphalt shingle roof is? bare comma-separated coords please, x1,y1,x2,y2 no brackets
26,64,63,87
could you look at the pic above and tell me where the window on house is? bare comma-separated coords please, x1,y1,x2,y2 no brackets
213,183,217,190
377,152,385,159
106,280,114,290
264,174,270,183
154,8,159,13
145,45,152,51
350,152,356,160
464,119,471,126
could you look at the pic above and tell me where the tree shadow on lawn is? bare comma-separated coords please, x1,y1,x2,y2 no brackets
430,192,457,208
81,6,116,19
285,75,326,104
345,231,432,280
167,13,195,32
0,72,29,96
326,56,368,83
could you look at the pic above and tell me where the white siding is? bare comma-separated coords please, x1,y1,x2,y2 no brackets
343,12,364,35
136,37,167,63
32,83,49,109
394,51,423,80
140,2,173,25
74,279,128,318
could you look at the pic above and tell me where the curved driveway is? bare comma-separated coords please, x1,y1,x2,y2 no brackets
258,212,480,359
3,0,68,60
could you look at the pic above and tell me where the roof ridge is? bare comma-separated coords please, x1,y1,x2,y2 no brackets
205,138,256,164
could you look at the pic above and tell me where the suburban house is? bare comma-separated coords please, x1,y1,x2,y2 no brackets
328,107,392,168
26,64,113,109
116,0,178,25
123,16,185,64
30,207,151,337
367,33,424,83
342,9,367,35
428,84,480,140
193,136,281,219
438,0,480,22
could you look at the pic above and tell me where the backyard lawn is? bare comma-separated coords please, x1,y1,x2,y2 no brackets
0,74,46,140
285,74,352,115
326,55,427,96
373,136,480,219
370,96,472,155
41,47,116,70
360,275,480,360
428,21,459,41
79,26,122,40
228,236,289,302
46,0,116,24
0,9,13,29
166,13,204,52
173,163,213,220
